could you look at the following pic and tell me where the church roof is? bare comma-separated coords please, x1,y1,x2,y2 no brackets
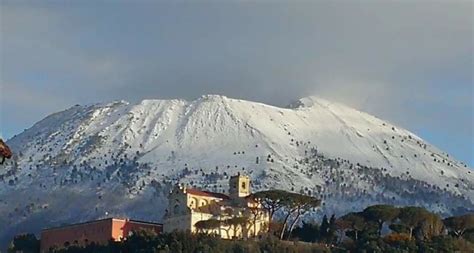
186,188,230,200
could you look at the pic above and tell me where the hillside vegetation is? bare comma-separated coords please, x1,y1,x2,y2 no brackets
8,203,474,253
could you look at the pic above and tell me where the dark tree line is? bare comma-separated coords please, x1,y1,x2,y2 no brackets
290,205,474,252
8,204,474,253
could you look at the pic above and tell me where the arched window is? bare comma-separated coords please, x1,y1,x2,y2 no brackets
190,197,199,208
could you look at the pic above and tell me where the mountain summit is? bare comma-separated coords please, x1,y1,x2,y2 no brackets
1,95,472,245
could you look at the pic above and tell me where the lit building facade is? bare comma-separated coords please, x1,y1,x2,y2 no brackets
163,174,269,239
40,218,162,252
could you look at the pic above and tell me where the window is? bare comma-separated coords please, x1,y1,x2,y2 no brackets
242,182,246,189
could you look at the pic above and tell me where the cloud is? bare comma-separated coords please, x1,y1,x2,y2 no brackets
0,0,472,163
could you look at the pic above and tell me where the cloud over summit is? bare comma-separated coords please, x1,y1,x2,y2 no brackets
0,0,472,164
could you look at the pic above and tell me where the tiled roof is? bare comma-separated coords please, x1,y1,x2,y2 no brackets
186,188,230,199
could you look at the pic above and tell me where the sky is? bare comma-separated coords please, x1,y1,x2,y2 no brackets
0,0,472,166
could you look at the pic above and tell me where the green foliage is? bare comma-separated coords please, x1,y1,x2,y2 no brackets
334,205,473,252
8,233,40,253
420,235,474,253
444,213,474,238
9,204,474,253
195,219,222,231
338,212,368,242
383,233,417,252
48,231,330,253
362,204,399,236
389,223,410,234
418,212,444,240
397,206,432,239
251,190,289,220
251,189,320,239
224,216,249,227
464,229,474,243
319,214,337,244
292,221,320,242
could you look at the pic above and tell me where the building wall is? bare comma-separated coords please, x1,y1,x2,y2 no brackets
191,210,269,239
163,175,269,240
167,188,189,217
112,219,163,240
229,175,251,198
246,213,270,238
164,187,223,233
40,219,113,253
186,194,220,210
40,218,162,253
190,211,215,233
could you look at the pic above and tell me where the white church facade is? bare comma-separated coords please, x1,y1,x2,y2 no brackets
163,174,269,239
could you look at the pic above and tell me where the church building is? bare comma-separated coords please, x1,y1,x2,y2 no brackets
163,174,269,239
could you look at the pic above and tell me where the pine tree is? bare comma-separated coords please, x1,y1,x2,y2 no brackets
328,214,337,244
319,215,329,243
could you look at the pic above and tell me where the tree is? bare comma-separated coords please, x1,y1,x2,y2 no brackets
224,216,249,239
389,223,410,234
247,205,266,238
424,235,474,253
444,214,474,238
120,229,160,253
398,206,430,240
319,215,329,243
251,189,320,238
338,212,367,242
195,219,222,234
383,233,417,251
292,221,320,242
326,214,337,244
283,193,320,240
251,190,287,224
384,232,411,245
362,204,399,236
419,212,444,240
8,233,40,253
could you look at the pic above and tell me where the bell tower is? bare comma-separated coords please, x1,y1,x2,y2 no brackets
229,173,251,198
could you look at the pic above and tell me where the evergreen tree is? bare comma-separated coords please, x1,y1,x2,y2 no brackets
292,221,320,242
362,204,399,236
327,214,337,244
444,214,474,238
8,233,40,253
319,215,329,243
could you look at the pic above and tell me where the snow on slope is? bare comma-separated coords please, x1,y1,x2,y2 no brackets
0,95,473,246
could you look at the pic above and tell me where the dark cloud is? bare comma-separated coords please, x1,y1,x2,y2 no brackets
0,0,472,164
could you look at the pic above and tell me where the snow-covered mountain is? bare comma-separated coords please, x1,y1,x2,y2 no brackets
1,95,473,246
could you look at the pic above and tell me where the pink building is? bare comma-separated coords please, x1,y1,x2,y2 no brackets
40,218,162,252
